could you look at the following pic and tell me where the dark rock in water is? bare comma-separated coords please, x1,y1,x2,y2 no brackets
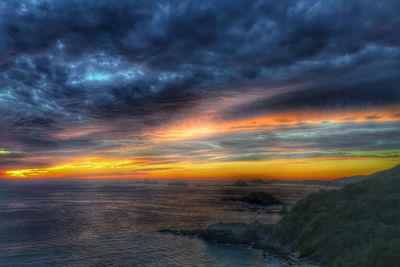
231,180,248,186
224,192,282,205
168,181,188,186
223,192,286,214
242,192,281,205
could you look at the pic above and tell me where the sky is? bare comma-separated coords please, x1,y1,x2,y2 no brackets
0,0,399,180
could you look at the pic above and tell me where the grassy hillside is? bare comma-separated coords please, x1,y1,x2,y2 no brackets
275,165,400,267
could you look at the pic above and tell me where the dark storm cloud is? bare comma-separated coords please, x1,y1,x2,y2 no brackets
0,0,399,154
1,0,399,66
226,73,400,118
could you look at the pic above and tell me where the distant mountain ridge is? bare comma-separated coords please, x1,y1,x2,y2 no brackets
265,165,400,187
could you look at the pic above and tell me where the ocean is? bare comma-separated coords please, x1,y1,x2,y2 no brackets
0,180,317,267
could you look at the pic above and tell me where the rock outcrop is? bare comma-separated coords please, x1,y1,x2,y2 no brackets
241,192,282,205
224,192,282,205
160,222,301,264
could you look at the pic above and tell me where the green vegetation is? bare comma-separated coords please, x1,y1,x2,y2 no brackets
275,165,400,267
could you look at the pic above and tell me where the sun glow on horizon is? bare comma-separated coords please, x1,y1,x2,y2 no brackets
2,106,399,180
4,155,399,180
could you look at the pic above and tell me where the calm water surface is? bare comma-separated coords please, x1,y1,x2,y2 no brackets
0,180,317,267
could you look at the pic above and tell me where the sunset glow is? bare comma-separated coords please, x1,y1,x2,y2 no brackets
3,104,399,179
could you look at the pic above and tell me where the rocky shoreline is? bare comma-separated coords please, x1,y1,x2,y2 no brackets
160,165,400,266
160,221,318,266
159,190,322,266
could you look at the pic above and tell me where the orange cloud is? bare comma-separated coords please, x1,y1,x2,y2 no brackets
153,105,400,141
2,105,399,180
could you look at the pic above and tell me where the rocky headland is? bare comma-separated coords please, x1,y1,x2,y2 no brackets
160,165,400,267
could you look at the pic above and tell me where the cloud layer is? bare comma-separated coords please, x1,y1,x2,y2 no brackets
0,0,399,178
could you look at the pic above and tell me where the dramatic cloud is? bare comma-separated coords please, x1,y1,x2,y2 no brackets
0,0,399,178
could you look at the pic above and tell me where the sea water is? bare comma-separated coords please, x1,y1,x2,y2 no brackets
0,180,316,267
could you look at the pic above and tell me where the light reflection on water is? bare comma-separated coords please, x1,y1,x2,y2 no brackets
0,180,316,267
